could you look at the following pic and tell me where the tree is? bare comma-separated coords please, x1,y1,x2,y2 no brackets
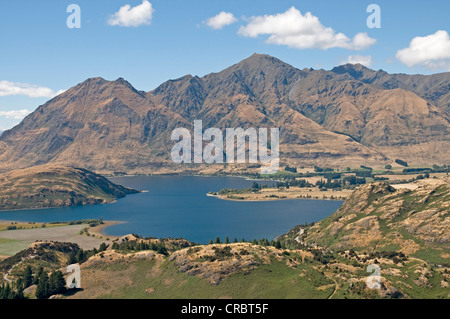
385,164,392,169
15,279,24,299
68,251,77,264
156,245,168,256
34,266,44,285
75,249,85,263
35,272,49,299
23,266,33,288
214,237,221,244
99,242,107,252
224,236,229,244
0,283,13,299
251,182,260,190
48,271,66,296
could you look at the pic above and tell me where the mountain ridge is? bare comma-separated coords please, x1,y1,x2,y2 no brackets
0,53,449,174
0,164,139,210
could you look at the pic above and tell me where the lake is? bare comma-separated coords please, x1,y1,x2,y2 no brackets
0,176,342,244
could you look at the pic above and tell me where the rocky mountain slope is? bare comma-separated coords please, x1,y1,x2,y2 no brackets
0,164,139,210
283,179,450,265
332,63,450,113
0,54,449,174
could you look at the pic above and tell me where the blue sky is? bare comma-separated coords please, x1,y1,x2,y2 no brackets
0,0,449,130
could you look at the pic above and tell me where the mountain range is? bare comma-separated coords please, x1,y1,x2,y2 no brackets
1,54,449,174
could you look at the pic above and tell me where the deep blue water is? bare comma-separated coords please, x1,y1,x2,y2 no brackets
0,176,342,244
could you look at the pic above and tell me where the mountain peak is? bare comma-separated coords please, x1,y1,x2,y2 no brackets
209,53,299,79
332,63,372,73
114,77,139,91
240,53,288,67
331,63,377,80
82,77,108,84
73,76,140,93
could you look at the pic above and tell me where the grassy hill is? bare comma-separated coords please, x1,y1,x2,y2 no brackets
0,164,139,210
285,179,449,265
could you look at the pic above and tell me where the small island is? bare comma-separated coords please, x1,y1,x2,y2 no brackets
208,181,353,201
0,164,139,211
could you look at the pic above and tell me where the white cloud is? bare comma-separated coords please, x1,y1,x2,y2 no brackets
108,0,154,27
0,81,63,98
351,33,376,51
341,55,373,67
206,12,238,30
0,109,32,120
396,30,450,69
238,7,376,51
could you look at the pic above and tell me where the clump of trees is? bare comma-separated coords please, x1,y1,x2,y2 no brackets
355,170,373,178
395,159,408,167
0,240,111,299
67,242,108,264
0,265,66,299
315,179,342,189
343,175,366,185
35,268,66,299
111,240,168,256
0,281,24,299
276,178,312,188
206,237,287,250
205,246,233,261
311,249,334,265
49,218,104,227
365,251,408,263
285,165,297,173
251,182,261,190
314,166,334,173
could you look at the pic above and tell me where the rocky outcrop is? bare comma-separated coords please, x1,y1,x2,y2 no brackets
300,179,450,254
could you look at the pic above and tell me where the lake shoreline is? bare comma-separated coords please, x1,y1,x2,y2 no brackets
88,220,126,240
0,175,343,244
209,193,345,202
